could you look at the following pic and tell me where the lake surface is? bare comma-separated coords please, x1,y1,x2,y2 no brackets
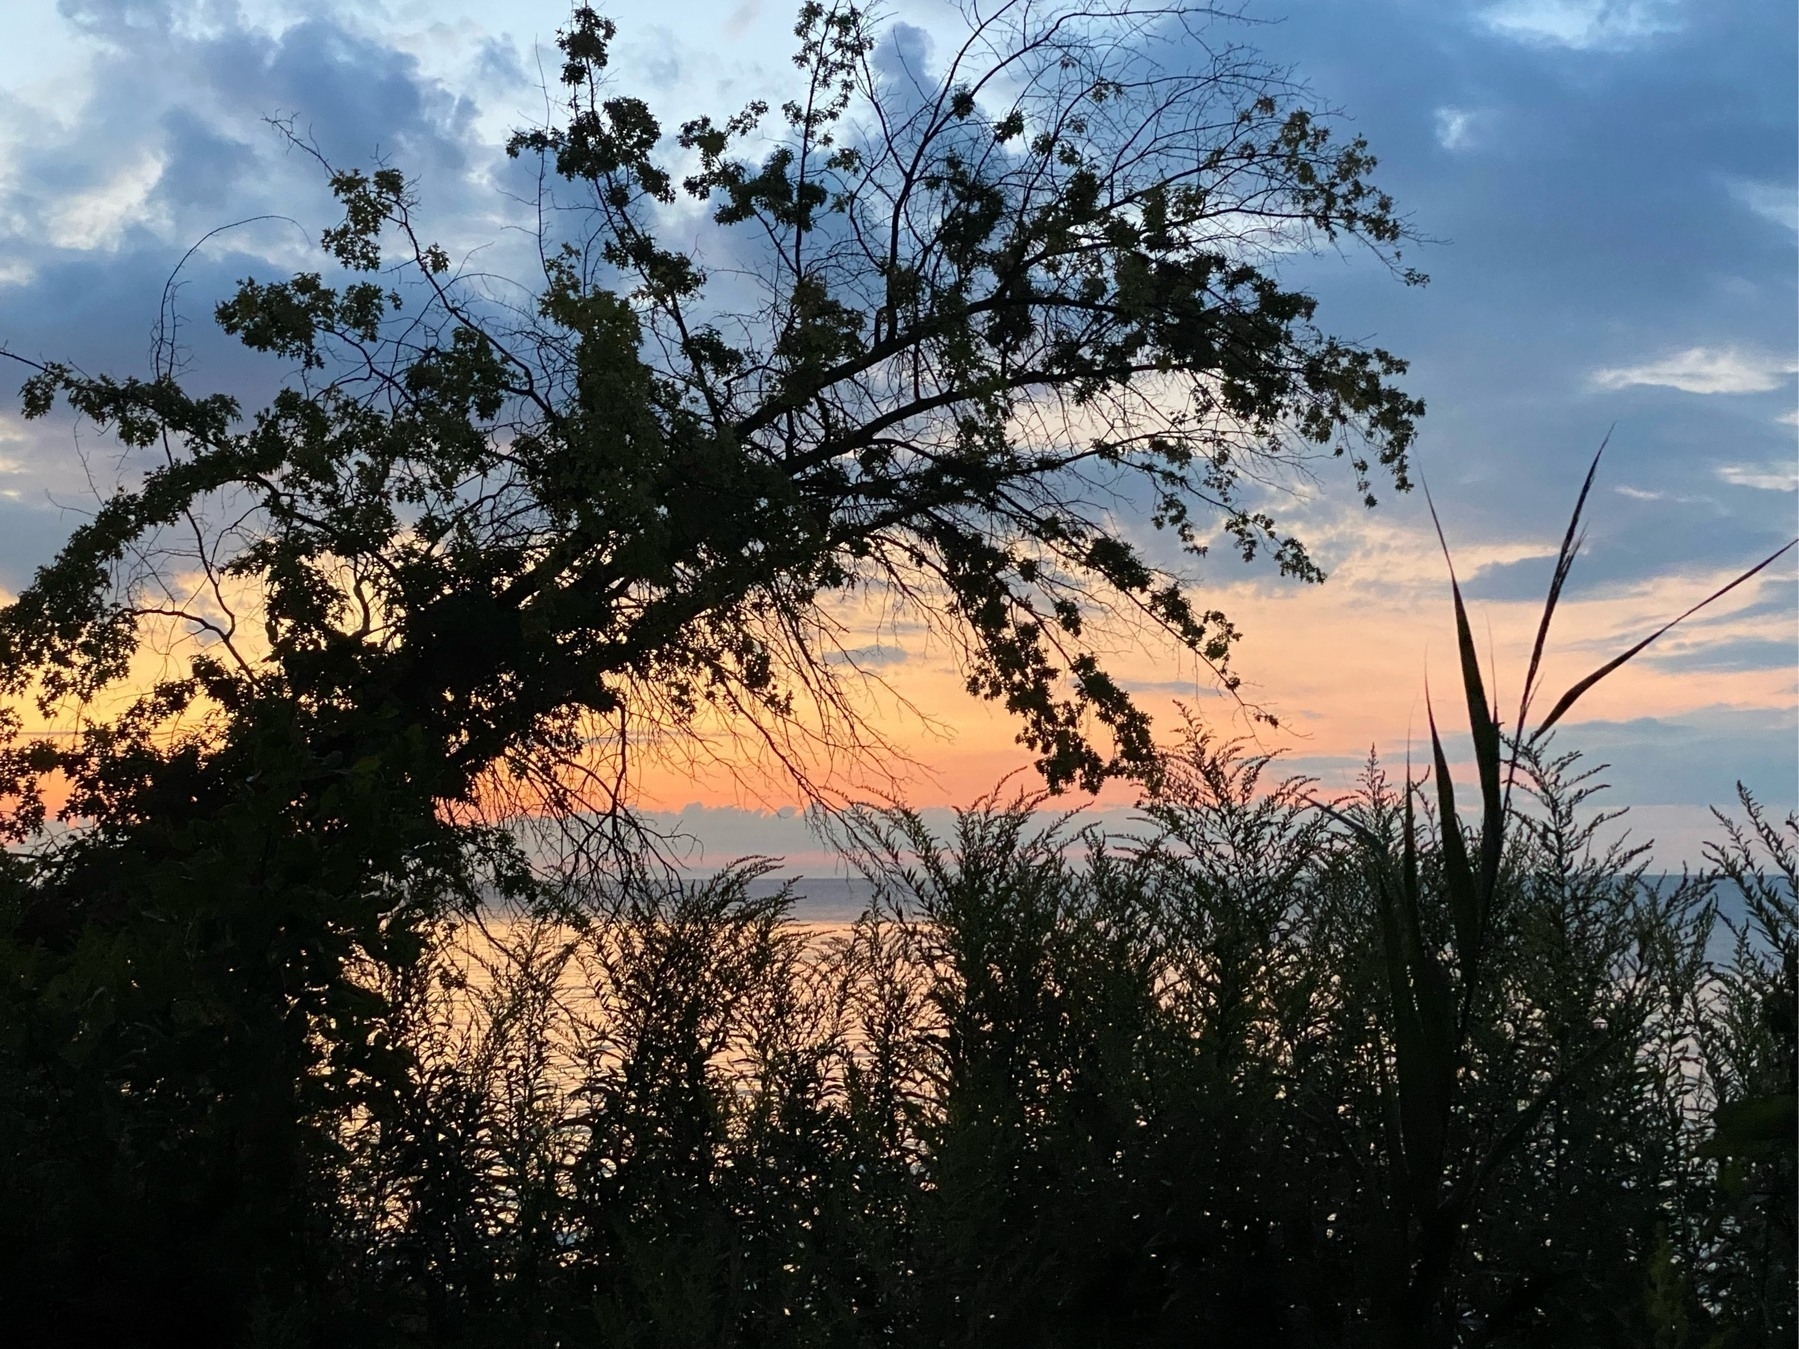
744,872,1785,960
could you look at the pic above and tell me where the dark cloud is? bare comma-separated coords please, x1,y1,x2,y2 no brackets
474,34,529,91
1121,678,1228,697
1712,590,1799,625
153,108,256,212
872,21,934,86
1538,706,1797,806
1,238,333,413
45,1,480,175
1642,636,1799,673
827,644,909,669
1462,517,1799,603
6,4,507,268
1283,705,1796,814
0,3,555,632
0,500,91,593
1251,0,1795,560
1461,552,1557,604
197,18,477,173
1279,752,1388,779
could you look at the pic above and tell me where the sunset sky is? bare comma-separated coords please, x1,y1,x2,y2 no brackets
1,0,1793,868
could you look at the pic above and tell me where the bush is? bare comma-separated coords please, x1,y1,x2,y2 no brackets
217,731,1788,1347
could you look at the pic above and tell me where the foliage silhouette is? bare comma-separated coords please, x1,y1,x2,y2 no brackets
5,732,1771,1345
0,5,1426,1330
4,0,1423,811
0,3,1791,1345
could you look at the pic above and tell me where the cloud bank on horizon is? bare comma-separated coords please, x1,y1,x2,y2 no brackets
0,0,1792,863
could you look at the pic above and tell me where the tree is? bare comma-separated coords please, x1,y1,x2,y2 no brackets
0,0,1423,1335
4,0,1421,817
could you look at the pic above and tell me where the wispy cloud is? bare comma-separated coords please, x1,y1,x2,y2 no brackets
1478,0,1682,49
1717,462,1799,492
723,2,765,42
42,151,167,251
827,643,908,669
1433,106,1483,151
1726,178,1798,235
1590,346,1799,396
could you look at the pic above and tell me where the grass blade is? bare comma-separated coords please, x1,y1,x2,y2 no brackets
1516,438,1606,736
1402,748,1420,920
1425,486,1505,907
1502,439,1607,828
1532,536,1798,739
1427,697,1480,978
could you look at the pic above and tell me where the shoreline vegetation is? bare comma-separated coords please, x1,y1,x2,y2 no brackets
317,737,1799,1346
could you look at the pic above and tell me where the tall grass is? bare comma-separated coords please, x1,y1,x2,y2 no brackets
287,448,1796,1347
317,735,1791,1347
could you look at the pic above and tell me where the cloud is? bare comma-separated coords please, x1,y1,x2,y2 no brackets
1433,106,1482,150
1726,178,1798,235
722,2,764,42
0,500,86,592
0,5,496,262
1610,483,1717,506
1717,462,1799,492
1589,346,1799,396
872,21,935,86
827,643,908,668
1122,678,1221,697
1642,637,1798,674
42,150,167,251
152,108,256,213
1547,705,1796,806
1477,0,1682,49
1456,507,1795,601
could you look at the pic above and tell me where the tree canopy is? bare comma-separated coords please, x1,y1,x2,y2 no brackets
3,0,1422,834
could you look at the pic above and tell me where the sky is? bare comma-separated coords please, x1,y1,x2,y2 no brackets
0,0,1793,869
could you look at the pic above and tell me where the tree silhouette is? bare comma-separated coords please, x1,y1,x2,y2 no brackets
4,0,1422,823
0,2,1446,1340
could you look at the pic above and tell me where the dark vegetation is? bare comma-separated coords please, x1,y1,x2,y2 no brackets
6,722,1794,1348
0,2,1791,1343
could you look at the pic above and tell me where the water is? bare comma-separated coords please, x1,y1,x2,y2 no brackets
743,874,885,924
747,872,1792,964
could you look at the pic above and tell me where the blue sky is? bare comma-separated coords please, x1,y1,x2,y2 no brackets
0,0,1792,866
